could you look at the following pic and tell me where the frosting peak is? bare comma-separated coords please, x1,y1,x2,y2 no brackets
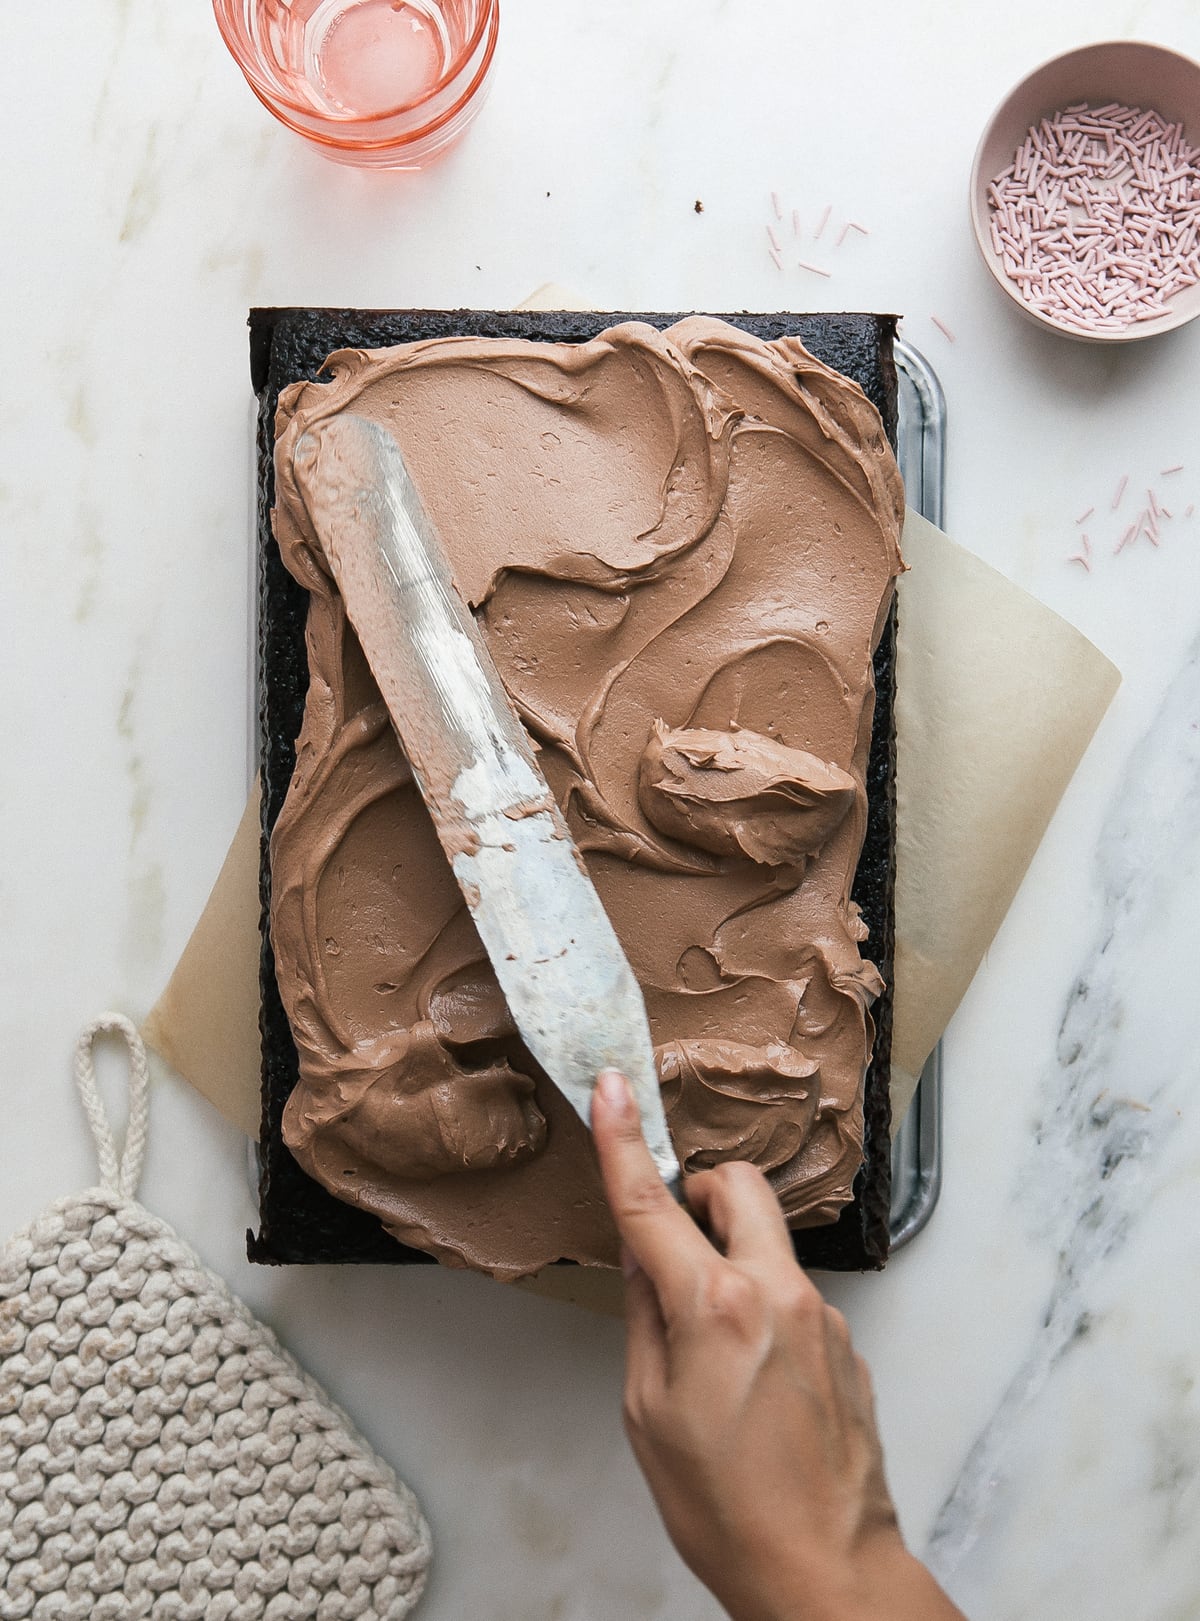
639,720,858,867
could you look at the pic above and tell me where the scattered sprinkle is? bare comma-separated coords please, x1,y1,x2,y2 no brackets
931,314,957,342
768,246,783,271
757,198,875,282
1161,463,1183,474
1073,464,1198,567
1068,552,1092,571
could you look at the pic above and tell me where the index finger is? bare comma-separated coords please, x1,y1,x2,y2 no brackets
591,1070,718,1308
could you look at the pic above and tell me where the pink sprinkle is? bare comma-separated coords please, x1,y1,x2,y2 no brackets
796,258,832,277
986,100,1200,331
847,220,870,237
1161,463,1184,473
837,222,851,247
771,191,783,221
1068,553,1092,571
767,224,782,252
1081,533,1092,555
1186,504,1195,518
768,246,783,271
792,208,801,237
931,315,956,342
1161,507,1173,519
1148,487,1161,516
1114,521,1137,553
1112,473,1128,510
1076,505,1095,524
814,205,832,240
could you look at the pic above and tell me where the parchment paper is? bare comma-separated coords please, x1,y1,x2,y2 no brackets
889,510,1119,1112
144,780,264,1140
144,291,1121,1244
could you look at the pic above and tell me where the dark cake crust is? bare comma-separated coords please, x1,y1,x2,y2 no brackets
249,308,899,1272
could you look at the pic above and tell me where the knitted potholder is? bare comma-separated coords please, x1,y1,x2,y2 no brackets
0,1015,431,1621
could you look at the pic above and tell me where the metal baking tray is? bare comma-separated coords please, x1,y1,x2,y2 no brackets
248,337,947,1255
888,340,946,1250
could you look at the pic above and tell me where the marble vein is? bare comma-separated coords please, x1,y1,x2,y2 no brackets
926,636,1200,1592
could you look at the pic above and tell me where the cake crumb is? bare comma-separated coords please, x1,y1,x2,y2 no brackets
694,198,704,213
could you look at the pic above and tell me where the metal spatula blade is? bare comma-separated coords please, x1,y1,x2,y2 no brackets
291,413,682,1196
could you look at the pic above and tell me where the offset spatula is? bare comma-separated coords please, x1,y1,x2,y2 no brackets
292,413,682,1196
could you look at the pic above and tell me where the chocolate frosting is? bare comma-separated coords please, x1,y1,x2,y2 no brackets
268,318,904,1279
639,721,859,866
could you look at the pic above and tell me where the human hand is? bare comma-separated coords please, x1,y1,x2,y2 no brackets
590,1069,966,1621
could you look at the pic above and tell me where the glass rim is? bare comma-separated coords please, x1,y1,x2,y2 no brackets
213,0,499,127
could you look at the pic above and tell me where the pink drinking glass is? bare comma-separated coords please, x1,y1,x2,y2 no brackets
213,0,499,169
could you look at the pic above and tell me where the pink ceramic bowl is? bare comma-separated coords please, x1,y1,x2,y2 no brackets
970,41,1200,342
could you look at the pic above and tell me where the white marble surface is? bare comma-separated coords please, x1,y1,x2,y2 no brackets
5,2,1200,1616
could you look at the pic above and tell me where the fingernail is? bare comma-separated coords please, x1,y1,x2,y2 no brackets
596,1069,631,1114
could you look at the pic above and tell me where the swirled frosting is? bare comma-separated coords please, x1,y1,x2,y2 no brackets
269,317,904,1279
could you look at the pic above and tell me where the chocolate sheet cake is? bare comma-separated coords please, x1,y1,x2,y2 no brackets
250,308,901,1274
